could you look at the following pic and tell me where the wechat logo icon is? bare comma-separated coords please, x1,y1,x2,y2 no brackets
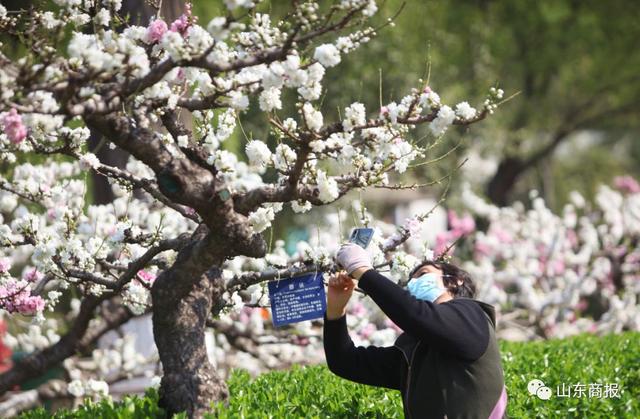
528,378,552,400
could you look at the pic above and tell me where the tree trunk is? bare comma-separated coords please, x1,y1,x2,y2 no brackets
152,263,228,417
486,156,525,206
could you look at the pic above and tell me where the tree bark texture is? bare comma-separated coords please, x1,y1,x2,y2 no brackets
89,0,186,204
151,232,231,417
152,266,229,417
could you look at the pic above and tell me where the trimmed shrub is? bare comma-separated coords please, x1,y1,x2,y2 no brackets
20,331,640,418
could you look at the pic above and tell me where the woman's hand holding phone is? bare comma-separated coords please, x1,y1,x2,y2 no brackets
336,243,373,277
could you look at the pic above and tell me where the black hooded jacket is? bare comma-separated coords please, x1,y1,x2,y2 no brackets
323,269,508,418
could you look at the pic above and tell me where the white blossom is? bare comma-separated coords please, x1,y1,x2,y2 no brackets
207,17,229,40
227,91,249,111
103,0,122,11
313,44,341,68
41,12,62,29
302,103,323,131
53,0,82,7
454,101,477,120
224,0,255,10
160,31,186,61
429,105,456,136
95,9,110,27
176,135,189,148
273,144,296,171
316,170,339,203
363,0,378,16
186,25,214,55
67,380,85,397
342,102,366,132
282,118,297,132
79,153,100,170
86,378,109,398
258,87,282,112
297,83,322,101
248,203,282,233
291,200,312,213
245,140,272,167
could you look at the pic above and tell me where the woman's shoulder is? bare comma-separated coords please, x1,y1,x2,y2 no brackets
448,297,497,329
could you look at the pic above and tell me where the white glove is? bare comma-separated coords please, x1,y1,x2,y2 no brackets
336,243,373,275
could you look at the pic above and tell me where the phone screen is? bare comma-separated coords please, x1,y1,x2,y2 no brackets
349,228,374,249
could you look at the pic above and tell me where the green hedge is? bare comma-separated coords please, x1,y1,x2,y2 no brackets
20,331,640,418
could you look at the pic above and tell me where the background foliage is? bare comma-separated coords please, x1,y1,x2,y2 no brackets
189,0,640,210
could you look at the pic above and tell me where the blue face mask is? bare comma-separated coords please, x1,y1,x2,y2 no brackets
407,272,447,302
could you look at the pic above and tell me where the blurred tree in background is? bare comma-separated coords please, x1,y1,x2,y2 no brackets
191,0,640,210
2,0,638,209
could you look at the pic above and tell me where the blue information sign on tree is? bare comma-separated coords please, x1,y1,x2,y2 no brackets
268,272,326,327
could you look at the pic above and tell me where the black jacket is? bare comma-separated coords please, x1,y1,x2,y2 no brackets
324,269,508,418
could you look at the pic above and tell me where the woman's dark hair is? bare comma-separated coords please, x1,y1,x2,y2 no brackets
408,260,477,299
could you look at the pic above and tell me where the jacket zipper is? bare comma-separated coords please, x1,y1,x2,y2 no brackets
395,341,420,419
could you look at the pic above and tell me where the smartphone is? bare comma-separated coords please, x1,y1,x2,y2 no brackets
349,228,374,249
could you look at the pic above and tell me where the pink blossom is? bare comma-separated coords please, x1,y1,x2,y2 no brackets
613,175,640,194
183,206,196,216
1,109,27,144
544,324,555,336
238,306,252,324
170,3,194,36
612,245,627,258
473,241,492,258
0,258,10,273
448,210,475,235
491,226,513,244
46,208,57,220
170,16,189,35
136,269,157,284
382,232,402,249
566,229,578,248
293,335,310,345
576,298,588,311
349,301,367,317
16,295,45,315
384,318,403,334
432,211,476,258
423,86,432,93
146,19,168,43
535,243,547,260
402,217,422,237
0,281,45,315
379,106,389,116
358,323,376,339
551,259,565,275
24,268,44,283
434,231,453,256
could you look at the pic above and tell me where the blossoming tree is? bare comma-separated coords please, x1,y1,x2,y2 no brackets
454,177,640,339
0,0,502,415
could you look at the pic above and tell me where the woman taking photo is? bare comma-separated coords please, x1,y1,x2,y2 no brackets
323,243,508,418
